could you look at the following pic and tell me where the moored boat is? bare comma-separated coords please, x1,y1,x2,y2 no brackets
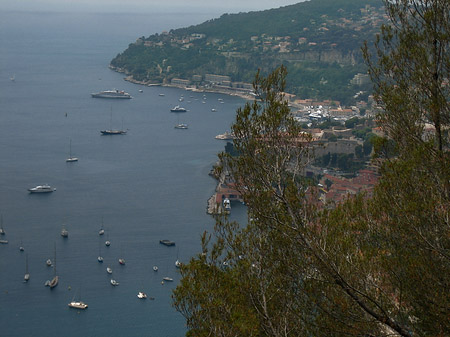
174,123,188,129
24,253,30,282
0,215,5,235
223,198,231,212
91,89,132,99
61,226,68,238
159,239,175,246
49,245,58,289
170,105,187,112
100,129,127,135
68,301,88,309
66,139,78,162
110,279,119,286
28,185,55,193
215,131,234,140
137,291,147,299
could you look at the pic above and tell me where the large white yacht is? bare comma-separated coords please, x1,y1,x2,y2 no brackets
91,89,132,99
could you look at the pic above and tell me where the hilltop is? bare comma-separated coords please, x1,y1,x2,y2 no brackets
110,0,385,104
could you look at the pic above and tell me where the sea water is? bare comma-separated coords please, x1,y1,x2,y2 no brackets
0,10,247,337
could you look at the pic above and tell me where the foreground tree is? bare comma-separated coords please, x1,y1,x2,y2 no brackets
174,1,450,335
362,0,450,334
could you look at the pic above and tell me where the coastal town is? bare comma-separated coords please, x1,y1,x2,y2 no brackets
202,87,381,213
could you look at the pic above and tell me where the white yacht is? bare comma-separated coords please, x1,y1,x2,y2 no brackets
106,267,112,274
153,266,158,272
61,227,68,238
223,198,231,212
28,185,56,193
137,292,147,299
174,123,188,129
215,131,234,140
91,89,132,99
110,279,119,286
170,105,187,112
68,301,88,309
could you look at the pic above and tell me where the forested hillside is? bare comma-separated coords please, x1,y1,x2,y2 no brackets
110,0,384,104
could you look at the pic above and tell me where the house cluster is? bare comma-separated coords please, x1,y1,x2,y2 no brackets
246,5,386,53
318,168,379,206
170,73,254,95
138,4,386,57
291,97,375,126
140,33,206,49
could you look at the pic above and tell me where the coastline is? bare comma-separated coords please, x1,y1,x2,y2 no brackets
111,66,256,101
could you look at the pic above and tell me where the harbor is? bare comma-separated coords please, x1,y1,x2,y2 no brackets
0,9,247,337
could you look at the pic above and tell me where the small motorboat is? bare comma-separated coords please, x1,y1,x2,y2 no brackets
105,240,111,247
110,279,119,286
174,123,188,129
163,277,174,282
153,266,158,272
119,258,125,265
137,292,147,299
28,184,56,193
61,227,69,238
159,239,175,246
46,259,52,266
106,267,112,274
98,256,104,263
68,301,88,309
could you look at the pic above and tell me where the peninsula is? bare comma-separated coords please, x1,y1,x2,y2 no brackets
110,0,384,105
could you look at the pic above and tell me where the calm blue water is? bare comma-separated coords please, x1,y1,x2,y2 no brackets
0,10,247,337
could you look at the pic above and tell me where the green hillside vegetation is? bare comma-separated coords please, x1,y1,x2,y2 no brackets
110,0,384,104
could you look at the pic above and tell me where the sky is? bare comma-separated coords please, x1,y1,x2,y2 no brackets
2,0,306,13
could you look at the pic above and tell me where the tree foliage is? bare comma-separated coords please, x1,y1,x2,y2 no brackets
173,1,450,335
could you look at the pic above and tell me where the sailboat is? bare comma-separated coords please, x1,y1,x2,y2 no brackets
98,241,104,263
0,215,7,244
0,215,5,235
174,114,188,129
48,244,58,289
175,248,182,268
68,300,88,309
24,253,30,282
61,225,69,238
98,217,105,235
68,289,88,309
101,108,127,135
66,139,78,162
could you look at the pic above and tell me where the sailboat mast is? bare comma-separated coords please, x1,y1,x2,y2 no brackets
54,242,56,275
